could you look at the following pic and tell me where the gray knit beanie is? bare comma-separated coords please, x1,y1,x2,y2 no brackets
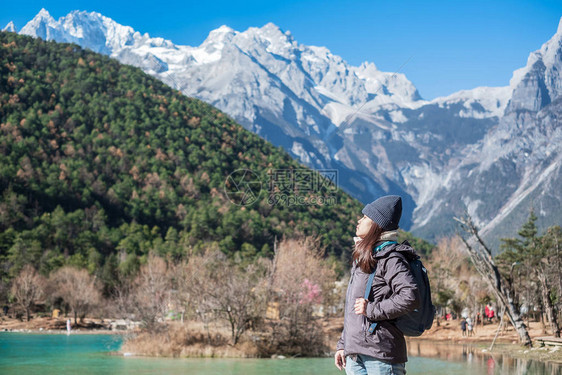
361,195,402,231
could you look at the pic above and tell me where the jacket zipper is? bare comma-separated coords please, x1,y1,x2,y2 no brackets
349,265,369,342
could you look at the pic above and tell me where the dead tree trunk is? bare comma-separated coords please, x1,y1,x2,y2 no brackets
455,215,533,347
537,273,561,337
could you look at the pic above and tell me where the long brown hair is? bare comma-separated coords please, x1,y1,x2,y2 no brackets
352,221,384,273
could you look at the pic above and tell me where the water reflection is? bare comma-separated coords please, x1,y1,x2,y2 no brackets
407,340,561,375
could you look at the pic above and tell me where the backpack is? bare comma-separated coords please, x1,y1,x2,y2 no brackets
364,241,435,337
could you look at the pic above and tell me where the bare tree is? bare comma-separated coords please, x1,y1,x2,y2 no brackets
178,249,268,345
537,271,560,337
173,251,217,342
539,227,562,337
124,253,171,331
455,214,532,346
215,260,268,345
263,234,336,356
11,265,45,321
49,266,101,324
427,236,490,320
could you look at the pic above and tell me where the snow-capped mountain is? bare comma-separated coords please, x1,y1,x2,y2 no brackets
9,8,562,245
412,18,562,248
3,21,16,32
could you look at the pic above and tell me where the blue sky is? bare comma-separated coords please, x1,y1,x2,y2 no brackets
2,0,561,99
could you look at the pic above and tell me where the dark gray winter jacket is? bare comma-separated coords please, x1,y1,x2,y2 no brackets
336,240,420,363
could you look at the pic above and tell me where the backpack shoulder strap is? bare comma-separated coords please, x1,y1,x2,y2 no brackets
364,271,375,300
364,269,378,334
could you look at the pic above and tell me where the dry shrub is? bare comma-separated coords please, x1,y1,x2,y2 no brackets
122,321,259,358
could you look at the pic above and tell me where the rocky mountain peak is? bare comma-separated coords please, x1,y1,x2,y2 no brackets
356,61,379,76
506,17,562,113
20,8,57,39
203,25,236,44
2,21,16,32
36,7,53,20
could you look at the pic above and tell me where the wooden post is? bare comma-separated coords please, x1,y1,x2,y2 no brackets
489,307,506,351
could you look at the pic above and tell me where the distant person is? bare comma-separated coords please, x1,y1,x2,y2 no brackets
467,317,474,337
334,195,420,375
485,304,490,323
66,318,71,335
460,318,467,337
485,304,495,323
2,305,8,317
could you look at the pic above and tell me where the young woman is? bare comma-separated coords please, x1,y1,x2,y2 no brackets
334,195,420,375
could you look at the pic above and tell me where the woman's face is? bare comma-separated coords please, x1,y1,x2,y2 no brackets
356,214,373,238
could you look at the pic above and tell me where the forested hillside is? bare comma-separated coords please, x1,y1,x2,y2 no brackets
0,31,367,290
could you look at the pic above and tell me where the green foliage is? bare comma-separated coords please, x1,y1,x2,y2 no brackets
496,209,540,279
435,289,454,308
0,32,365,289
496,210,561,317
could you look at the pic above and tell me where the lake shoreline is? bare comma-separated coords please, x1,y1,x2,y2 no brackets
1,328,128,335
3,316,562,366
0,316,135,335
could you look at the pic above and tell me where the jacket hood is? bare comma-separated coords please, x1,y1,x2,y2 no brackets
373,240,419,260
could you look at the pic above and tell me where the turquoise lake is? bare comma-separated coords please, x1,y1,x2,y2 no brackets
0,333,560,374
